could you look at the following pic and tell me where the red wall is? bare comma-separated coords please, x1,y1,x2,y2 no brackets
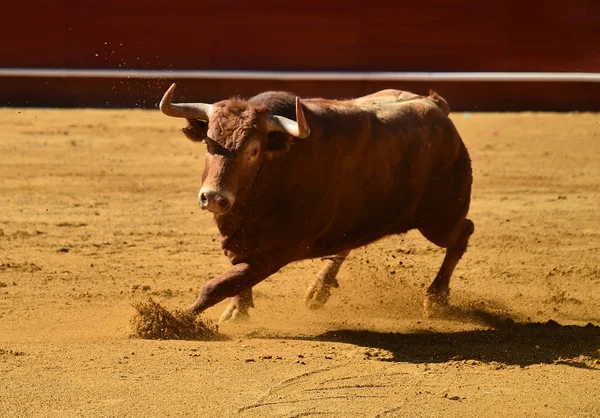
4,0,599,71
2,0,599,109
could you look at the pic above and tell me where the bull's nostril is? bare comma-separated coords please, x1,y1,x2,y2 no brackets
199,190,232,212
199,192,209,209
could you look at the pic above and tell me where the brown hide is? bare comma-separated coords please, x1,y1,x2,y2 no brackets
187,90,471,267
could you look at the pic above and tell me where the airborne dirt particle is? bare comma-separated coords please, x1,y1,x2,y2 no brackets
130,298,220,341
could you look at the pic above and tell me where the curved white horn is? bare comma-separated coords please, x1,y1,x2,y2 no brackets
267,97,311,139
159,83,213,120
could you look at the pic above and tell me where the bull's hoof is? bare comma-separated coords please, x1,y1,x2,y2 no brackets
304,280,337,310
218,304,250,324
423,291,450,318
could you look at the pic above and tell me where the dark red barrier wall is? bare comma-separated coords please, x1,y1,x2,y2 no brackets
4,0,599,71
2,0,599,109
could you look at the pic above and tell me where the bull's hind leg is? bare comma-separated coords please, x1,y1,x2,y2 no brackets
419,218,474,316
305,250,351,310
219,288,254,323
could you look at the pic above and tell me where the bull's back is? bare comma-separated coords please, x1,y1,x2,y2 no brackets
352,89,424,108
301,96,468,257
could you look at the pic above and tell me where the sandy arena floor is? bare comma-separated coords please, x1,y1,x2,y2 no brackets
0,108,599,417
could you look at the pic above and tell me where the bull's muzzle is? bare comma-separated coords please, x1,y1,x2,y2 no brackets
198,189,233,214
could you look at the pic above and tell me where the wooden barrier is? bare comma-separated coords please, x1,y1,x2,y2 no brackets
2,0,599,109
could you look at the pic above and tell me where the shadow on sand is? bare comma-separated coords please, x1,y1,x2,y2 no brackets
303,307,600,367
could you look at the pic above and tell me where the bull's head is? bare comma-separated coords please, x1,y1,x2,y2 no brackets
160,84,310,214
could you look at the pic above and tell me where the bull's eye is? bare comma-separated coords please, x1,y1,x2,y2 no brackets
250,148,259,158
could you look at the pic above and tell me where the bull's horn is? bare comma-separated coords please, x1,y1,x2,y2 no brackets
267,97,311,139
159,83,213,121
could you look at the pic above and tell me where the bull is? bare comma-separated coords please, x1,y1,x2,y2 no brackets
159,84,474,322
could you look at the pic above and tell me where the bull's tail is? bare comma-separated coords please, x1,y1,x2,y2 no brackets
428,90,450,115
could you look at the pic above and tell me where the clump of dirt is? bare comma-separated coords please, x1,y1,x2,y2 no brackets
0,262,42,273
130,298,220,341
0,348,25,356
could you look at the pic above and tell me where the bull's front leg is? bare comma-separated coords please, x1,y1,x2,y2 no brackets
187,261,282,318
305,250,351,310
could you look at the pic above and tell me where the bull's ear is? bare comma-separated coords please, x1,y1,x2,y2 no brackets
265,131,293,158
181,119,208,142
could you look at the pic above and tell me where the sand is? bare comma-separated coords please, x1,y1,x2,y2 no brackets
0,108,598,417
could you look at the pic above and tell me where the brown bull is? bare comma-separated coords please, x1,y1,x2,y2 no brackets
160,84,474,322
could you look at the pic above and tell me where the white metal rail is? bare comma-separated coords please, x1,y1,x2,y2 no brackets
1,68,599,82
